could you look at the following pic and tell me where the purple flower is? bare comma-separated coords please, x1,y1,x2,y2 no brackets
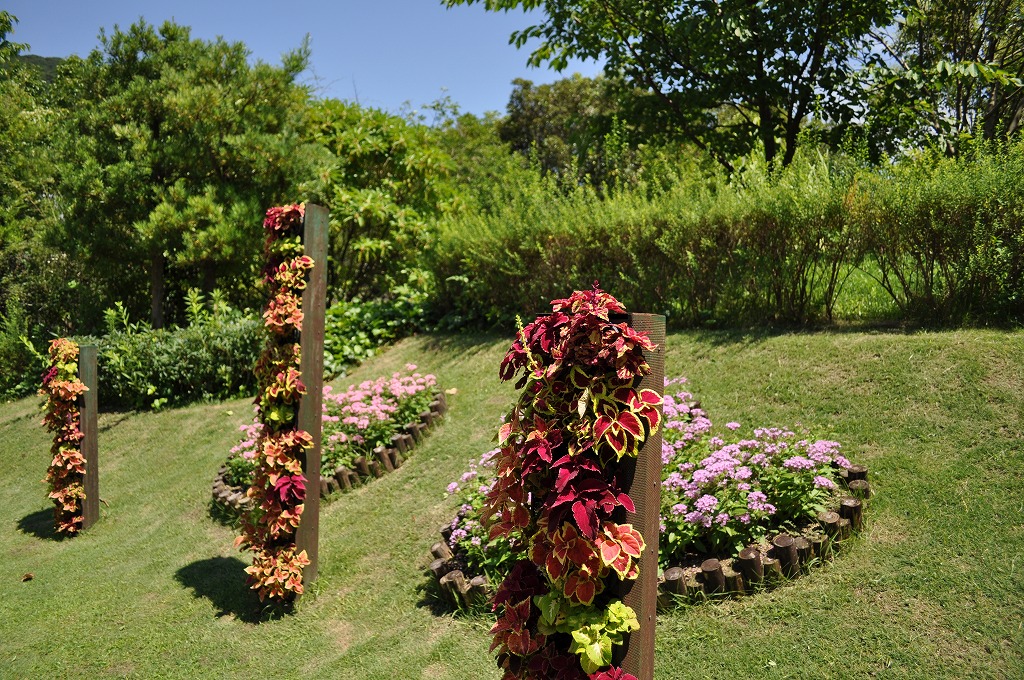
695,494,719,513
783,455,816,471
813,475,835,489
671,503,688,515
726,421,741,431
446,482,460,495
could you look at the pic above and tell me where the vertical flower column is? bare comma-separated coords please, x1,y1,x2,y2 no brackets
484,286,664,680
40,338,92,535
235,203,328,604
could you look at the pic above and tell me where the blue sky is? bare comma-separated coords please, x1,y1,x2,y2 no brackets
5,0,602,117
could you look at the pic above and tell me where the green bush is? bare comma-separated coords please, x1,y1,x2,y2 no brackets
323,271,431,377
82,297,262,411
430,151,857,328
853,140,1024,324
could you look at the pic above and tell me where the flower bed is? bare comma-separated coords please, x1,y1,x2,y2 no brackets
40,338,89,535
213,366,446,512
435,375,870,608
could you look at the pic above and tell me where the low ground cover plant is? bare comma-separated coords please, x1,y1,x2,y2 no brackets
445,377,852,595
225,366,438,487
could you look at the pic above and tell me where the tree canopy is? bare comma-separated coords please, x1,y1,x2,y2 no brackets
444,0,896,170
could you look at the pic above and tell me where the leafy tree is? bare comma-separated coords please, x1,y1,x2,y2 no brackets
444,0,895,170
864,0,1024,156
299,99,456,302
47,19,312,328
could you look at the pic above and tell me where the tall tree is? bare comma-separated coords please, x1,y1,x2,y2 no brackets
48,20,311,328
444,0,895,170
299,99,456,302
864,0,1024,155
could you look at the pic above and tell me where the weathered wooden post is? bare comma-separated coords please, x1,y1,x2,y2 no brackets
79,345,99,531
613,313,664,680
295,204,328,586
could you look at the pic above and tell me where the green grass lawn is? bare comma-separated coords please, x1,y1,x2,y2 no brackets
2,328,1022,678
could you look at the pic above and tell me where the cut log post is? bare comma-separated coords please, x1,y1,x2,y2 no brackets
467,575,489,607
807,533,827,559
701,558,726,595
419,410,434,429
721,560,745,596
819,511,841,539
684,571,703,598
847,464,868,481
319,477,329,498
837,467,850,486
439,569,469,608
429,557,451,580
388,448,403,468
346,469,361,487
429,400,444,417
401,433,415,451
326,477,340,494
737,546,764,585
440,524,454,542
353,456,371,477
840,496,863,531
79,345,99,531
661,566,686,595
772,534,800,578
368,460,383,478
793,536,812,567
848,479,871,499
762,556,784,585
837,517,852,541
404,423,422,444
431,541,454,561
391,434,407,454
335,467,351,490
374,446,395,472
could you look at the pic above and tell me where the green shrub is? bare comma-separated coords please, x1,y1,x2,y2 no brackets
82,297,263,411
853,140,1024,324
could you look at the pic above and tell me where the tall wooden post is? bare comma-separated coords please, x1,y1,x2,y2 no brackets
79,345,100,531
295,204,328,585
613,313,664,680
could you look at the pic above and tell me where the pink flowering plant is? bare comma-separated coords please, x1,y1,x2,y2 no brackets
320,365,436,470
659,380,850,559
226,365,438,490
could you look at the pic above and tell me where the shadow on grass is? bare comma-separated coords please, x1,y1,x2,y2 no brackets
16,508,64,541
175,556,265,623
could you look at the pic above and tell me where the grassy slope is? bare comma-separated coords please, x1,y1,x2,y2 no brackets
1,329,1022,679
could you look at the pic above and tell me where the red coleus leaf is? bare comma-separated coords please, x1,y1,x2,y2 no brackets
271,473,306,504
563,567,604,605
590,668,639,680
595,522,645,579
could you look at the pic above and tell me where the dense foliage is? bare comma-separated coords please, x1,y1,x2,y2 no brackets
39,338,88,535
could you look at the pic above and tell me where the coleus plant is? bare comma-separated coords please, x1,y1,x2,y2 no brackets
486,285,662,680
40,338,89,535
235,204,314,604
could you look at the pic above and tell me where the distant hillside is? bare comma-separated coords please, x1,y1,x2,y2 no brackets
15,54,63,82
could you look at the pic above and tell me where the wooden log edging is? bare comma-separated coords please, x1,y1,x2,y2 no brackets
655,465,873,606
211,389,449,512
